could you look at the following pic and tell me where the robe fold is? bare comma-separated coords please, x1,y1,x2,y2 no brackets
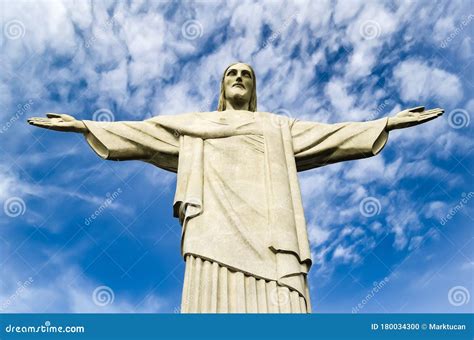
82,111,388,313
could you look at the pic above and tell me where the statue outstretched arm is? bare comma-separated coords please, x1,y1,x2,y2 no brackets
28,113,180,172
291,106,443,171
28,113,88,133
385,106,443,131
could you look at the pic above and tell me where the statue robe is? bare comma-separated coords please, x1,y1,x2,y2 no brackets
82,111,388,313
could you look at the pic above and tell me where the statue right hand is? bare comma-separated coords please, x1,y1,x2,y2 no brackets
27,113,88,133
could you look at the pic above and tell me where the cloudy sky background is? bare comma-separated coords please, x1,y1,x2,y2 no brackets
0,0,472,313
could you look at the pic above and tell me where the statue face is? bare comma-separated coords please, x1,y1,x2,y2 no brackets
223,63,253,108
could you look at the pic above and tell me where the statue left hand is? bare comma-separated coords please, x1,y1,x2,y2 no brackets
386,106,444,131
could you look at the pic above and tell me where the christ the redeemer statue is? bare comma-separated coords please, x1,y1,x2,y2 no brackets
28,63,443,313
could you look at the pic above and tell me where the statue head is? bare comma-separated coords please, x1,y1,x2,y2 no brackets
217,62,257,112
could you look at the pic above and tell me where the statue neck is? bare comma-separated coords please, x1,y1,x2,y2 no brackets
225,99,250,111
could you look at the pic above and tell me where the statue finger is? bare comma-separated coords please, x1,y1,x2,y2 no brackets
28,121,51,127
408,106,425,113
37,121,53,126
420,109,444,117
28,117,48,122
418,114,439,123
46,113,63,118
52,113,75,121
28,118,46,124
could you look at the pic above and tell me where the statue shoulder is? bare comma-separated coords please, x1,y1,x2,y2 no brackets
194,111,218,119
146,112,200,124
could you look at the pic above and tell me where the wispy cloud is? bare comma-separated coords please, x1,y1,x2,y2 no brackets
1,0,472,313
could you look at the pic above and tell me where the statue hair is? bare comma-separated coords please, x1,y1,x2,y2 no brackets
217,63,257,112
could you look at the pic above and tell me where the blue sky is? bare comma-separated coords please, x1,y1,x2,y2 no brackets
0,0,472,313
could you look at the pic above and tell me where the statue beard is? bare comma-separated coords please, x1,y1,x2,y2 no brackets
226,92,250,109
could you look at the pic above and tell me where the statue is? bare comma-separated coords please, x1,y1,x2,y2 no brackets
28,63,444,313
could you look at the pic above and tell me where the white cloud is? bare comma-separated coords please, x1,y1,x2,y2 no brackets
433,16,456,43
332,244,360,264
325,78,356,118
344,156,402,184
121,11,169,86
393,59,463,107
67,0,93,30
369,221,384,235
308,224,331,247
2,0,76,58
333,0,364,24
98,60,129,101
1,0,471,313
0,263,168,313
343,3,399,79
423,201,449,221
